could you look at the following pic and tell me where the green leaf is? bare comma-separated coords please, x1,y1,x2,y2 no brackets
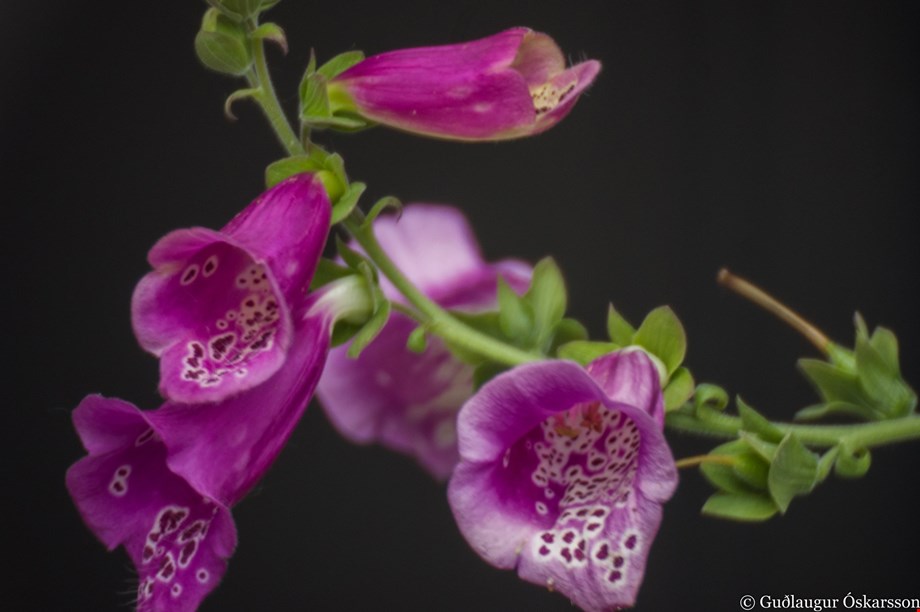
700,440,749,493
335,235,372,274
549,318,589,352
347,299,390,359
736,397,784,443
868,326,900,374
330,182,366,225
498,279,534,343
855,330,916,418
606,304,636,345
317,50,365,79
767,433,819,514
732,452,770,490
702,492,778,522
633,306,687,375
525,258,567,350
557,341,619,366
251,22,287,54
662,367,694,412
815,446,839,483
694,383,730,412
301,114,369,131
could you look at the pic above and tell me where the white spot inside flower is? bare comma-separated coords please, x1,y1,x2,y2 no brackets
202,255,219,278
180,264,200,286
171,583,182,598
535,501,548,515
197,569,210,584
108,464,131,497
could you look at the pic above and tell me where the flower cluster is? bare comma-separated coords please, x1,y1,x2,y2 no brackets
69,25,679,612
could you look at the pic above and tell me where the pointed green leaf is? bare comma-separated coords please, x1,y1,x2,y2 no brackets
347,298,390,359
702,492,778,522
498,279,533,343
794,401,875,421
815,446,839,483
556,341,619,366
855,330,916,418
633,306,687,375
363,196,402,228
767,433,819,514
252,22,287,54
798,358,866,405
694,383,730,412
525,258,567,349
663,367,694,412
301,114,369,131
700,440,749,493
606,304,636,345
869,326,900,374
737,397,784,443
309,259,351,290
549,318,589,353
739,432,778,463
732,452,770,490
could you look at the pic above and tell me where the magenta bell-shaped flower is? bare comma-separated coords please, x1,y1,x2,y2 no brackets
448,350,678,611
327,28,601,141
131,174,331,404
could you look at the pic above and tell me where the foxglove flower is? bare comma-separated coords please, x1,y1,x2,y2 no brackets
132,173,330,404
327,28,601,141
448,350,677,611
67,279,368,611
317,204,531,478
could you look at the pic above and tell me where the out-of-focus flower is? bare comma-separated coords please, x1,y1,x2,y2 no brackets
317,204,531,478
326,28,600,141
131,174,330,404
448,350,677,611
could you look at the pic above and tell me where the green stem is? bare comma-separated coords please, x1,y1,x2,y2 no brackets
241,25,537,367
344,213,539,366
245,20,303,157
666,411,920,450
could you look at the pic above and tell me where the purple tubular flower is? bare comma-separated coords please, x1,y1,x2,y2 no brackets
327,28,601,141
448,350,678,611
132,174,331,404
67,288,344,610
317,204,531,478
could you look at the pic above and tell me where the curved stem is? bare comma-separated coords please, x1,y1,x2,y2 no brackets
666,411,920,450
245,21,303,157
344,214,539,366
240,28,538,367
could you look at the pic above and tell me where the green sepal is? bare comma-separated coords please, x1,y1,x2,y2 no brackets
346,297,390,359
736,397,784,443
406,326,428,354
557,341,620,366
329,321,363,347
223,86,261,121
498,279,534,344
834,442,871,478
195,9,252,76
700,440,757,493
251,22,287,54
633,306,687,375
855,324,916,418
309,259,351,290
330,182,367,225
767,433,819,514
316,50,365,80
663,367,694,412
264,154,324,188
702,492,778,522
606,304,636,345
362,196,402,228
798,359,873,417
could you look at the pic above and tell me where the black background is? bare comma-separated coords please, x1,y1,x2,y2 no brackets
4,1,919,610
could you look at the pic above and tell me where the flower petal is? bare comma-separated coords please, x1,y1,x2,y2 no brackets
149,305,333,506
131,174,330,404
318,205,530,478
66,395,237,611
448,354,677,611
